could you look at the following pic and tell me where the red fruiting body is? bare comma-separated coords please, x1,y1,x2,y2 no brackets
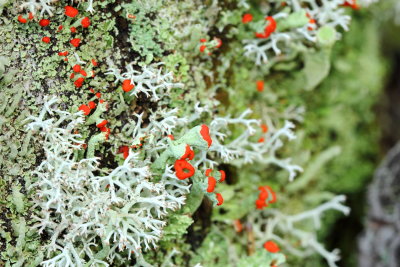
18,15,27,23
100,127,111,139
256,198,267,209
200,124,212,147
70,38,81,47
200,38,207,43
219,170,226,182
81,17,90,28
74,77,85,88
199,45,206,53
78,104,91,115
122,79,135,92
118,146,129,159
88,101,96,109
259,187,269,200
96,120,108,128
80,70,87,77
255,32,267,38
174,159,195,180
39,19,50,27
99,99,105,104
261,124,268,133
342,0,359,9
256,80,264,92
265,16,277,36
215,193,224,206
65,6,79,17
260,186,276,203
58,51,68,56
28,12,34,20
168,134,174,140
95,92,101,98
58,25,63,31
205,169,213,177
70,27,77,33
181,145,195,160
256,186,277,209
91,59,98,66
73,64,81,72
70,73,75,79
264,241,280,253
256,16,277,39
42,37,50,43
242,13,253,24
207,177,216,193
258,137,265,143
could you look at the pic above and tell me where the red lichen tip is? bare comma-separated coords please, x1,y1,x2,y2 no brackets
81,17,90,28
18,15,27,24
258,137,265,143
95,92,101,98
42,37,50,43
168,134,174,140
96,120,108,128
58,51,68,56
65,6,79,18
264,241,280,253
200,124,212,147
181,145,195,160
261,124,268,133
80,70,87,77
255,16,277,39
342,0,360,9
57,25,63,32
122,79,135,92
265,16,277,35
118,146,129,159
256,186,277,209
88,101,96,109
28,12,34,20
100,127,111,139
70,27,77,33
219,170,226,182
91,59,98,66
74,77,85,88
199,45,206,53
78,104,91,116
242,13,253,24
70,38,81,48
215,193,224,206
205,169,213,177
207,177,216,193
255,198,267,209
174,159,195,180
200,38,207,43
39,19,50,27
256,80,264,92
73,64,81,72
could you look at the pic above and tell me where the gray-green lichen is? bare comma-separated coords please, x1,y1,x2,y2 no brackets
0,0,390,266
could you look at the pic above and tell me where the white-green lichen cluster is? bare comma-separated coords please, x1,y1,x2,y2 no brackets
0,0,388,266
